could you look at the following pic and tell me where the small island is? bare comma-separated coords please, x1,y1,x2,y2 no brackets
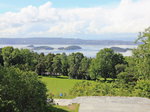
33,46,54,50
110,47,131,52
58,46,82,50
27,45,34,47
58,47,65,50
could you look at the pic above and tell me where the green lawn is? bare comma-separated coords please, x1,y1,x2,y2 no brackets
40,76,86,98
40,76,113,98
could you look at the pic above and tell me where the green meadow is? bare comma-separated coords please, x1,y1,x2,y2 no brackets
40,76,90,98
40,76,114,98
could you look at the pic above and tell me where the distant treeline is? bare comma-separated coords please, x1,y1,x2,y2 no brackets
0,46,127,80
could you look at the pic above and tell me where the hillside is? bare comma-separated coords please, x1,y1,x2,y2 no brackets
0,38,140,45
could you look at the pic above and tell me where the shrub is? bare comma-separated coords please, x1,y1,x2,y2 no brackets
70,81,122,97
132,80,150,98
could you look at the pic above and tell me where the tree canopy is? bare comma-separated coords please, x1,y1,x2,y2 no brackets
0,66,47,112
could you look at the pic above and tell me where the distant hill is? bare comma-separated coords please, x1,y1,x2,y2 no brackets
0,38,140,45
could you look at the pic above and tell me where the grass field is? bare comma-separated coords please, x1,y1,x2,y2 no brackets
40,76,88,98
40,76,113,98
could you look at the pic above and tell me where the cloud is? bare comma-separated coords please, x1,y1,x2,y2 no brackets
0,0,150,39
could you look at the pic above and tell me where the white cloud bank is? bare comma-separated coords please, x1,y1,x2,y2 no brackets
0,0,150,39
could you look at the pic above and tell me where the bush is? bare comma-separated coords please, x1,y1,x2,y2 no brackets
69,81,135,97
132,80,150,98
69,81,122,97
69,81,94,96
117,72,137,87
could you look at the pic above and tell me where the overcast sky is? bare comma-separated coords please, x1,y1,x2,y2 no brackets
0,0,149,40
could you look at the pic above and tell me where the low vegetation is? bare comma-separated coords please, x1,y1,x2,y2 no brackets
48,103,79,112
69,80,150,98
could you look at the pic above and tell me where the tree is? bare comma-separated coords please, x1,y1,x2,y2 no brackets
0,66,47,112
89,48,126,80
0,48,4,66
11,48,24,65
133,27,150,80
52,55,62,75
68,52,84,79
89,58,99,80
116,51,140,88
0,98,19,112
115,64,126,75
1,47,14,67
112,53,127,78
60,53,69,76
117,72,137,87
35,53,46,75
45,53,55,75
35,62,46,75
89,48,114,80
79,57,91,79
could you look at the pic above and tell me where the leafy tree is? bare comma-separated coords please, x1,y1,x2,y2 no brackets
0,48,4,66
115,64,126,75
79,57,91,79
0,66,47,112
123,56,138,80
52,55,62,75
60,53,69,76
112,53,127,78
89,48,126,80
88,59,99,80
68,52,84,79
45,53,55,75
19,49,39,71
133,27,150,80
1,47,39,71
0,98,19,112
1,47,14,67
117,72,137,87
89,48,113,80
35,62,46,75
35,53,46,75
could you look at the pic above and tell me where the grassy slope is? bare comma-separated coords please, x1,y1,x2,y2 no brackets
40,76,113,98
40,76,85,97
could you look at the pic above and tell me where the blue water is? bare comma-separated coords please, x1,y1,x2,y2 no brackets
0,44,137,57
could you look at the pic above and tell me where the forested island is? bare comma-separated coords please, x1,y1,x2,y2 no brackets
58,46,82,50
0,28,150,112
32,46,54,50
27,45,82,50
110,47,131,52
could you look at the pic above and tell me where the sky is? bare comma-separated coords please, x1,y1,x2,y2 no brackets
0,0,149,40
